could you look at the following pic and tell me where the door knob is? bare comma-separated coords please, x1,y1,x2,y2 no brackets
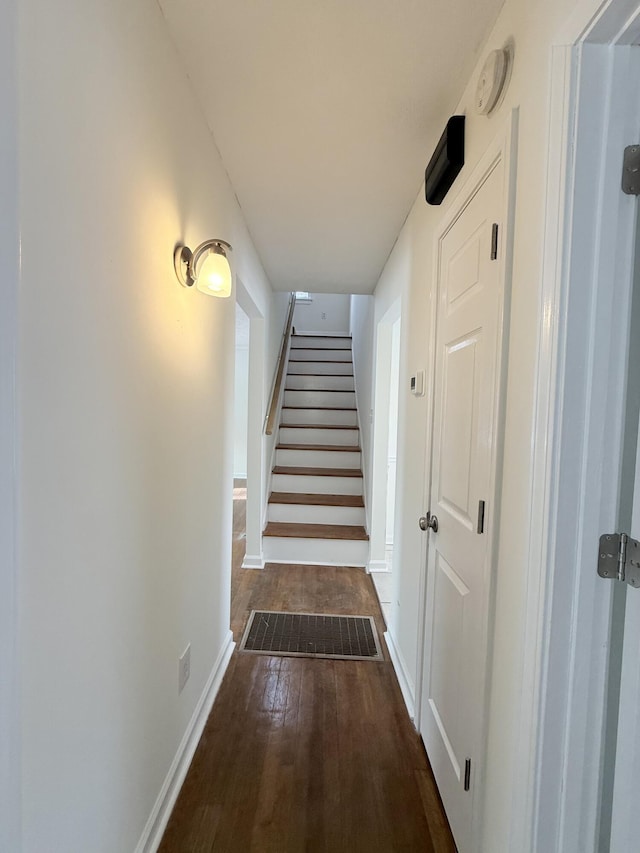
419,513,439,533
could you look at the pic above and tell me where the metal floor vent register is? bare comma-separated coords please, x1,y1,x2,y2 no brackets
240,611,383,661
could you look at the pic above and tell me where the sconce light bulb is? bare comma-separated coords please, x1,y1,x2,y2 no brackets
196,248,232,298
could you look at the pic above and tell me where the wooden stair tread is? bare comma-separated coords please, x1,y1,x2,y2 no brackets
273,466,363,477
276,443,360,452
292,334,352,338
286,372,354,377
282,406,357,411
281,423,359,430
263,522,369,541
269,492,364,507
285,386,354,392
290,346,352,351
288,359,353,363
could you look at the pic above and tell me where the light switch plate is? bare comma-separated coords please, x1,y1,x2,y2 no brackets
410,371,425,396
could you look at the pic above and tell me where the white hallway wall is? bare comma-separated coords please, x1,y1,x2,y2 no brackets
18,0,276,850
234,306,250,479
386,319,401,546
351,0,609,849
293,292,351,333
0,0,20,849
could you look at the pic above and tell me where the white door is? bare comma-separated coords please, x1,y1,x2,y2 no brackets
608,220,640,853
419,155,508,853
610,423,640,850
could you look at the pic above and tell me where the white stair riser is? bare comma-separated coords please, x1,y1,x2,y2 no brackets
284,390,356,408
275,448,361,469
289,349,352,362
271,473,363,495
281,408,358,426
287,361,354,375
279,427,359,446
262,536,368,567
291,336,352,349
267,503,366,525
286,374,354,391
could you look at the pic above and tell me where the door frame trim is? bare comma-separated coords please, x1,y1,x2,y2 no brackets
368,297,402,572
414,108,519,852
0,1,21,847
514,4,640,850
236,278,267,570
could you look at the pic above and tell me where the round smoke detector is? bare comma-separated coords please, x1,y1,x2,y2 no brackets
475,47,511,116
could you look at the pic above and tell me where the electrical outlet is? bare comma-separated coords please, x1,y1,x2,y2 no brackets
178,644,191,694
321,312,326,320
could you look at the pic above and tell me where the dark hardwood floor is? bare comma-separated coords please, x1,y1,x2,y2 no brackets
159,492,456,853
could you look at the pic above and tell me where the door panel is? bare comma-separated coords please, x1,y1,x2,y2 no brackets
440,333,481,525
420,158,506,853
448,225,483,304
429,553,471,778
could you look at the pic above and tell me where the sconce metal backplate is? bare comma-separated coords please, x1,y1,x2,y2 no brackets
174,245,195,287
622,144,640,195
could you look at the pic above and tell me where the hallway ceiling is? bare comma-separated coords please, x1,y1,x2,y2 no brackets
158,0,505,294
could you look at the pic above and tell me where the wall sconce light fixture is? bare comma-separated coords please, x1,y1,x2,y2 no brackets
174,239,233,297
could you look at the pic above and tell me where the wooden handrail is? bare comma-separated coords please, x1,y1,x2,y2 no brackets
264,292,296,435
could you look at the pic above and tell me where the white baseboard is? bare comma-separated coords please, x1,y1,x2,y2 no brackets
135,630,235,853
384,630,415,723
368,559,389,573
241,553,265,569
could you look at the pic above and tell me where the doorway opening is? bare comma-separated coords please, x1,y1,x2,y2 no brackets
234,303,250,497
369,301,402,625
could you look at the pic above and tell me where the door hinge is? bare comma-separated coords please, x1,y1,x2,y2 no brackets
622,145,640,195
490,223,499,260
477,500,486,534
598,533,640,587
464,758,471,791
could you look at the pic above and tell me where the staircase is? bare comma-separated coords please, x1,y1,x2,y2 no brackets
263,333,369,566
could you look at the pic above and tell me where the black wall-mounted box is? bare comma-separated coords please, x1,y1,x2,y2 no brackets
425,115,465,206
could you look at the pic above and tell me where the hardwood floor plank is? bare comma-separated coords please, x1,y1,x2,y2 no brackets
415,767,458,853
